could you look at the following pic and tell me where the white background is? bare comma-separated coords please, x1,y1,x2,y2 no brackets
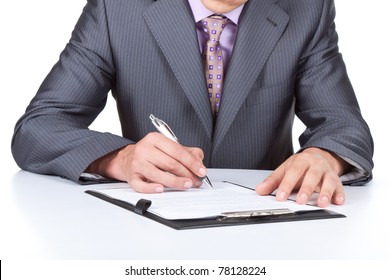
0,0,389,276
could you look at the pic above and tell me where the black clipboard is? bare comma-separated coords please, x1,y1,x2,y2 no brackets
85,190,345,230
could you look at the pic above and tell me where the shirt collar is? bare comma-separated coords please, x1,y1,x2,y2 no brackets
187,0,245,25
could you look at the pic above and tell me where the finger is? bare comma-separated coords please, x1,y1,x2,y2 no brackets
187,147,205,161
148,149,202,185
155,136,207,178
296,167,323,205
255,166,285,195
129,159,194,191
186,147,206,187
316,173,343,208
134,133,204,185
332,182,345,205
276,160,309,201
128,173,165,194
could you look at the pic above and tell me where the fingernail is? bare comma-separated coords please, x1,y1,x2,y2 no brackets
195,181,203,187
184,181,193,189
320,195,329,206
336,195,345,204
198,167,207,177
277,191,287,201
155,186,164,193
297,193,309,204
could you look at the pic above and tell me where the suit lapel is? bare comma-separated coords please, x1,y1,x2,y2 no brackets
212,0,290,155
143,0,213,138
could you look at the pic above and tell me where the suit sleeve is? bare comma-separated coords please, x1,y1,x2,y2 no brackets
11,0,132,184
295,0,374,184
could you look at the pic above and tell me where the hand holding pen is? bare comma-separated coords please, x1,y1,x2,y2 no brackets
86,114,210,193
150,114,213,188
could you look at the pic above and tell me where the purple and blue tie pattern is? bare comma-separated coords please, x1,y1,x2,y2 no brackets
202,15,228,116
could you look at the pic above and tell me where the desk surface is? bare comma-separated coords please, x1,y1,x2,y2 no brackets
2,169,390,260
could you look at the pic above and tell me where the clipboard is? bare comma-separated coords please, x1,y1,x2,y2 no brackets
85,185,345,230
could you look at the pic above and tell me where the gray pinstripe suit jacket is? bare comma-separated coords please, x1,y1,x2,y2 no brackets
12,0,374,184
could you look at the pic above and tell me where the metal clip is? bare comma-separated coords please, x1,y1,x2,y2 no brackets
220,208,293,219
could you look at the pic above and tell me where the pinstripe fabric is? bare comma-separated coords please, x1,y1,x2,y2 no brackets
11,0,374,185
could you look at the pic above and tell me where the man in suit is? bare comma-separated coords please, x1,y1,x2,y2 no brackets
12,0,374,208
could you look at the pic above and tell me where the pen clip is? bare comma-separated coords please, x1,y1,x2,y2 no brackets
149,114,179,142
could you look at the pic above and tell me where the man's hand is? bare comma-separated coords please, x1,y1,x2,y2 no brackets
255,147,350,208
87,132,207,193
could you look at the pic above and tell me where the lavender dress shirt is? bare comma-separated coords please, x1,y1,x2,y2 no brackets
188,0,245,71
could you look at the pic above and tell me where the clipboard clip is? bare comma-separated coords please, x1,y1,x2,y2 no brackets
220,208,293,219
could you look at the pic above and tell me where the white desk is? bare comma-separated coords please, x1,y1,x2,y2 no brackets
2,169,390,260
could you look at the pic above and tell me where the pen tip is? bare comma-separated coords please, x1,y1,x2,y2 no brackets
205,177,213,188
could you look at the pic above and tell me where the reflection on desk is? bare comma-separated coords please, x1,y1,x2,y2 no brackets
5,169,390,260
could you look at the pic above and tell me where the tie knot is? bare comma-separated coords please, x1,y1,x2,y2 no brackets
201,15,229,42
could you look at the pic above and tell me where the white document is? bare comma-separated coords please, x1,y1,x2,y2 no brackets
92,182,320,220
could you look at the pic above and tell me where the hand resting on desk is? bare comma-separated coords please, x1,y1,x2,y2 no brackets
256,147,350,208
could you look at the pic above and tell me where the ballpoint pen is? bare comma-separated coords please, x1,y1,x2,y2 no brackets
149,114,214,188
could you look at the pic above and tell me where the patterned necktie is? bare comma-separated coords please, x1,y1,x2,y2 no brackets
201,15,229,116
